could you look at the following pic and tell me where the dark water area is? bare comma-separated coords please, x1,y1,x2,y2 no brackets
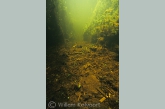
46,0,119,109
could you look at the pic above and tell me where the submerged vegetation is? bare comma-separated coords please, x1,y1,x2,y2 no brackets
84,0,119,52
46,0,119,109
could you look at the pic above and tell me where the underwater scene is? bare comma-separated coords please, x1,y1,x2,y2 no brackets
46,0,119,109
